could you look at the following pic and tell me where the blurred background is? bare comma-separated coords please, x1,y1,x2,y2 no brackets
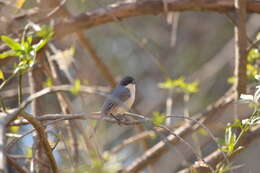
1,0,260,172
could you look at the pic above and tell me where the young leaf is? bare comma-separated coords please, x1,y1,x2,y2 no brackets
227,76,236,84
0,50,17,59
9,126,20,133
43,78,53,87
70,79,81,95
35,25,54,39
33,39,48,52
1,36,21,50
0,69,4,79
152,112,166,126
16,0,26,8
184,81,199,94
26,147,32,158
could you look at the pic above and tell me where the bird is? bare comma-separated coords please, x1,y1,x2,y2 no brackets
90,76,136,137
101,76,136,119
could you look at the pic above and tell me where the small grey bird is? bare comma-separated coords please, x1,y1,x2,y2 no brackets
90,76,136,137
101,76,136,118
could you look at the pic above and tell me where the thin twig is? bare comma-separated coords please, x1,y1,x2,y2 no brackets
18,73,23,105
4,84,107,125
124,93,234,172
177,124,260,173
158,125,215,173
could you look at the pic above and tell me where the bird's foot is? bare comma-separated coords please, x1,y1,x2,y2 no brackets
111,114,128,126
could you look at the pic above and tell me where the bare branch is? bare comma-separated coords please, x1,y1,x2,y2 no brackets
53,0,260,39
177,124,260,173
0,119,6,172
111,123,183,154
6,155,29,173
4,84,108,125
20,112,58,173
124,92,234,172
234,0,248,99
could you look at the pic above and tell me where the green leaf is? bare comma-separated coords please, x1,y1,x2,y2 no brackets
226,119,242,128
1,36,21,50
0,50,17,59
0,69,4,79
33,39,48,52
197,128,208,136
227,76,236,84
43,78,53,87
247,64,258,80
158,78,175,89
26,35,33,45
218,138,226,146
9,126,20,133
247,49,260,63
152,112,166,126
257,32,260,40
35,25,54,39
158,77,199,94
70,79,81,95
15,0,26,8
184,81,199,94
25,147,32,158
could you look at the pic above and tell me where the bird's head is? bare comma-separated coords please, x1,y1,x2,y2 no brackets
119,76,136,86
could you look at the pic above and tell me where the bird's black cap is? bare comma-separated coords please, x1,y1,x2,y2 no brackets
119,76,135,86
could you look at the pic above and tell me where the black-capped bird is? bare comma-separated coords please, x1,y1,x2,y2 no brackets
90,76,136,137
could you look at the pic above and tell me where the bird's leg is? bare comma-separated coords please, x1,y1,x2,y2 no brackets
111,114,122,125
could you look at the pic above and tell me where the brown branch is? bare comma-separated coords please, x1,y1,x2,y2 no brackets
0,119,6,172
123,92,235,173
4,84,107,125
234,0,248,99
76,32,116,87
43,0,116,87
45,49,102,161
6,112,147,153
19,112,58,173
58,0,116,87
45,44,82,164
53,0,260,39
177,124,260,173
11,112,145,126
111,123,183,153
6,155,28,173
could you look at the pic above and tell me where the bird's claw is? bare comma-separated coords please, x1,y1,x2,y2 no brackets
111,114,128,126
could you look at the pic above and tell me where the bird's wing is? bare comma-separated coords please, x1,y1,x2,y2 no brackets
101,86,131,115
